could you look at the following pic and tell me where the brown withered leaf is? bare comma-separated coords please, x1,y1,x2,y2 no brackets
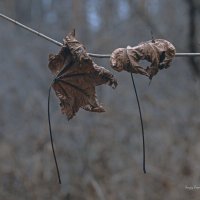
110,39,176,79
48,30,117,120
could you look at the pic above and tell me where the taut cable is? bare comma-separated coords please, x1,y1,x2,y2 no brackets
1,13,200,58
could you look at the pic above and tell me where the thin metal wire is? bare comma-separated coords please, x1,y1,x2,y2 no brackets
0,13,63,47
175,53,200,57
1,13,200,58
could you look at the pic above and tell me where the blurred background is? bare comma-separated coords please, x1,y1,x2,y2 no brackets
0,0,200,199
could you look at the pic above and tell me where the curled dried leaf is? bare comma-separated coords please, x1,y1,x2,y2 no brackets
48,31,117,120
110,39,176,79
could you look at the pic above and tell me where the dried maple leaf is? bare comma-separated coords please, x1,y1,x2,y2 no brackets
48,30,117,120
110,39,176,79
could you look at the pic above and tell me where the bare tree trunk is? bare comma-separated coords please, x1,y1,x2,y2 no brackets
15,0,32,22
185,0,200,76
70,0,90,42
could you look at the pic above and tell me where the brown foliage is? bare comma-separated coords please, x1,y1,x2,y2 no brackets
110,39,176,79
48,30,117,120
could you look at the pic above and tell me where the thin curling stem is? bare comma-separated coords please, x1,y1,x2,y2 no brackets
130,73,146,174
48,86,62,184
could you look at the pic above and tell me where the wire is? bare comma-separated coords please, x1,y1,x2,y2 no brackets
1,13,200,58
0,13,63,47
130,73,146,174
48,86,62,184
2,10,200,178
